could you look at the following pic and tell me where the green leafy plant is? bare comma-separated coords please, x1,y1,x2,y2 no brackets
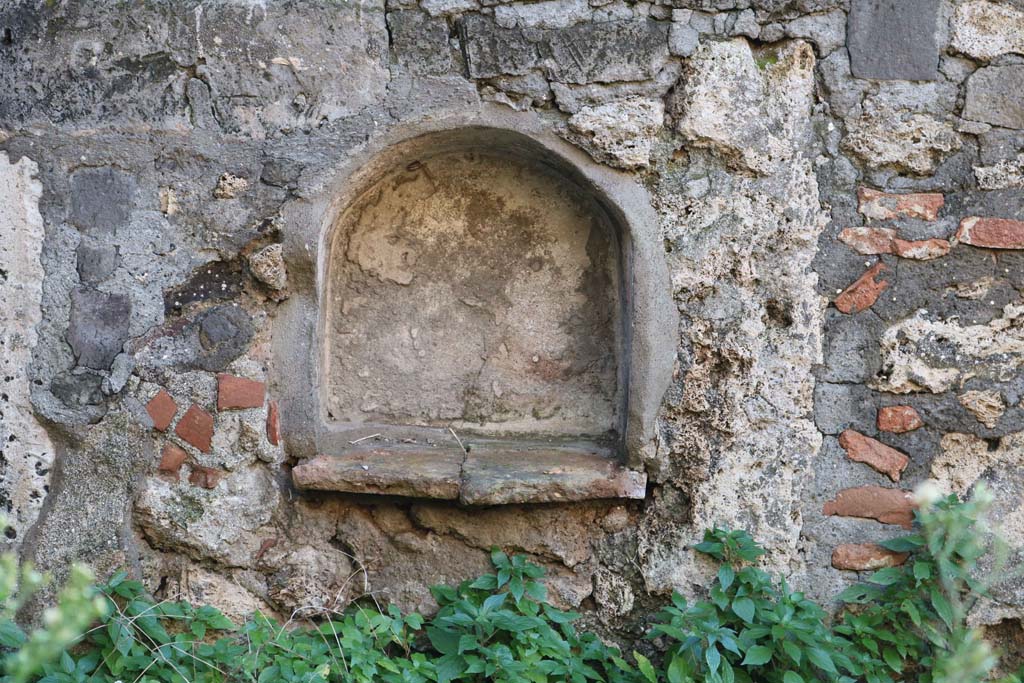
649,528,862,683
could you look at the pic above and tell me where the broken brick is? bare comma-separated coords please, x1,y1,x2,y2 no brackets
832,543,909,571
267,400,281,446
146,389,177,432
189,464,224,489
175,404,214,453
858,187,944,221
835,263,891,314
838,429,910,482
823,485,915,528
878,406,923,433
217,374,266,411
956,217,1024,249
158,443,188,478
892,237,950,260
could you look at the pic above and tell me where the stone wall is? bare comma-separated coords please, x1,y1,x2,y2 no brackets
0,0,1022,644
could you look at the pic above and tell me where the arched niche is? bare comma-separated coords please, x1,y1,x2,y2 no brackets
282,113,677,505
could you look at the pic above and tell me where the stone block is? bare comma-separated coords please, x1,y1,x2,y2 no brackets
951,1,1024,61
193,304,254,372
964,66,1024,130
66,287,131,370
387,10,452,75
847,0,939,81
542,20,670,85
68,167,135,235
76,241,119,285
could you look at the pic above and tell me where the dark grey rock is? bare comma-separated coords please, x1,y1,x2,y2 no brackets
541,20,670,85
847,0,939,81
76,241,119,285
813,382,878,435
66,288,131,370
260,158,304,189
964,65,1024,130
460,14,541,79
49,371,105,408
68,167,135,235
819,308,884,384
388,10,453,75
192,304,254,371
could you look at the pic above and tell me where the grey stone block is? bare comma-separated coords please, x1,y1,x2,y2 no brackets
192,304,254,372
847,0,939,81
964,65,1024,130
813,382,878,435
66,287,131,370
68,167,135,235
76,241,119,285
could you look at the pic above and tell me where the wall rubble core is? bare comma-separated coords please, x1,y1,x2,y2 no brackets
0,0,1022,647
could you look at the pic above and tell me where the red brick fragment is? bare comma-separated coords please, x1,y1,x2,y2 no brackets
835,263,891,314
174,404,214,453
823,486,915,528
878,406,923,434
189,464,224,489
158,443,188,479
956,217,1024,249
267,400,280,446
146,389,177,432
858,187,944,221
217,374,266,411
892,238,950,261
838,429,910,482
839,227,897,255
832,543,909,571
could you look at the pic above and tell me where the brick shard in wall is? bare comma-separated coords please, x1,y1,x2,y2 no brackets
217,374,266,411
835,263,890,314
175,404,215,453
857,187,944,221
956,217,1024,249
146,389,177,432
832,543,909,571
838,429,910,482
823,486,915,528
878,406,924,433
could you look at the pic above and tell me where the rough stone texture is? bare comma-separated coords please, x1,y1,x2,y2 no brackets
951,1,1024,61
0,153,53,550
964,66,1024,130
2,0,1024,642
66,288,131,370
325,151,621,437
958,389,1006,429
847,0,940,81
672,39,815,175
564,98,664,170
872,306,1024,394
831,543,908,571
838,429,910,482
878,406,924,433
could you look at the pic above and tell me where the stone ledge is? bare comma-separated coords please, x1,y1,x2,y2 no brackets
291,446,646,505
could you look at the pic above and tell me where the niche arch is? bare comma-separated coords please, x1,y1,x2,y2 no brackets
281,109,677,504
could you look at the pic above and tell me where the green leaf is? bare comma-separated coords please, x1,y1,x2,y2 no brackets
913,561,932,581
666,654,689,683
741,646,772,666
930,589,954,630
781,640,802,664
718,565,735,591
0,619,26,647
634,652,657,683
732,597,755,623
706,645,722,673
883,647,903,672
867,568,904,586
60,651,75,674
783,672,805,683
879,535,924,552
807,648,838,674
